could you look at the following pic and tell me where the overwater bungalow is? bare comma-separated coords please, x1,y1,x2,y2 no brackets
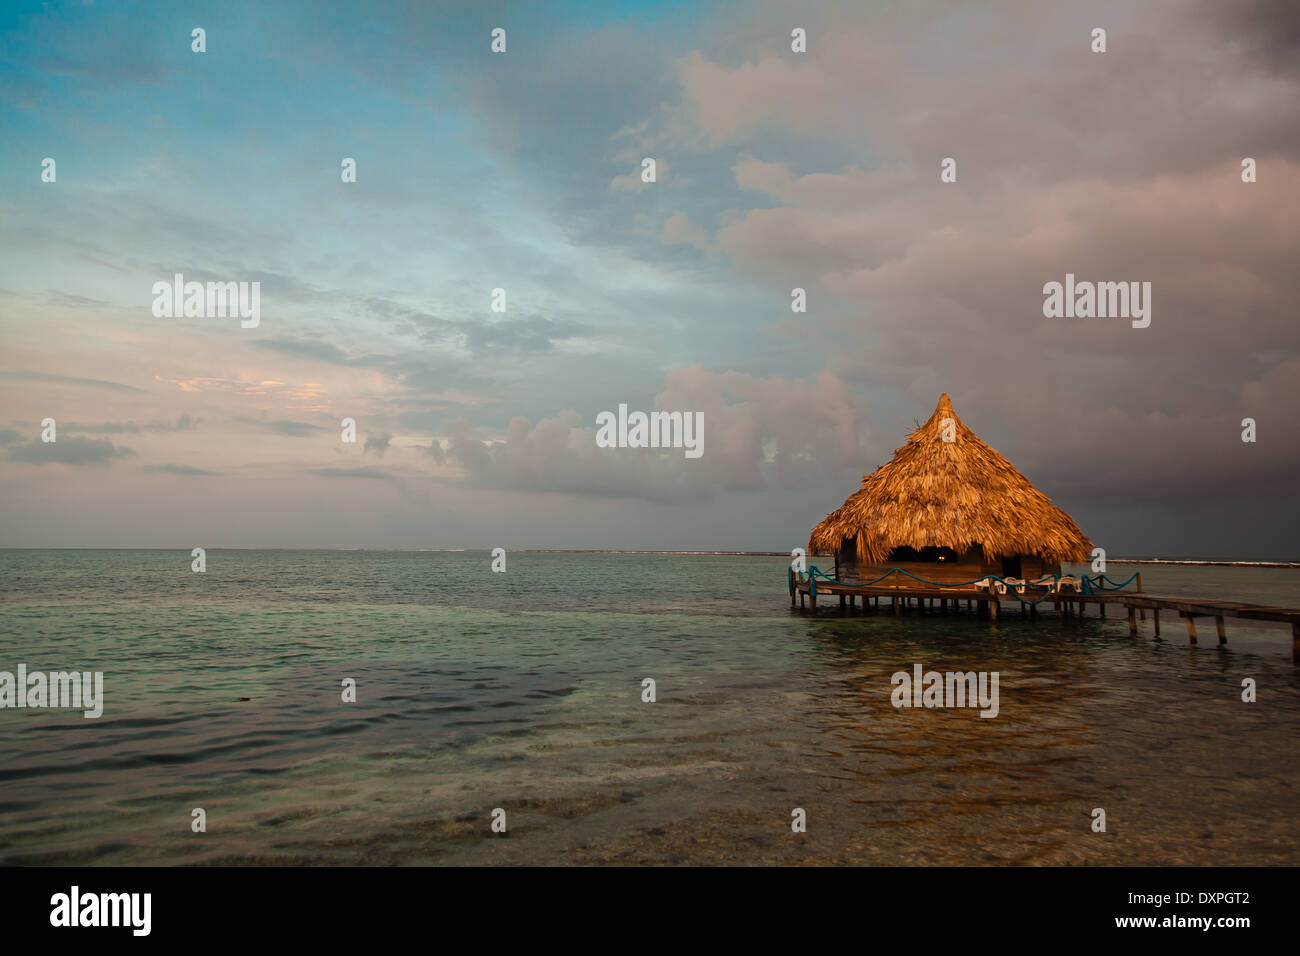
807,393,1093,589
796,394,1300,652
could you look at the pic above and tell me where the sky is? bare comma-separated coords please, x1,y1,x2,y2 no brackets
1,0,1297,557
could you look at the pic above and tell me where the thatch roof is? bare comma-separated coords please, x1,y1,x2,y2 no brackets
808,394,1092,564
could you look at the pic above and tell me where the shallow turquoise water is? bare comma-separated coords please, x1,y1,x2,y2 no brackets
0,550,1296,865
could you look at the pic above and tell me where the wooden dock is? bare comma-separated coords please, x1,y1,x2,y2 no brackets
789,573,1300,657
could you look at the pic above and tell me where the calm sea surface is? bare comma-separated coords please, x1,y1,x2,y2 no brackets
0,550,1296,865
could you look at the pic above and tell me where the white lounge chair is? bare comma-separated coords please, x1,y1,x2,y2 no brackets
974,577,1008,595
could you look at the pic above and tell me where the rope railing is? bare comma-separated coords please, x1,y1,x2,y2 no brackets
789,564,1142,607
1081,572,1141,593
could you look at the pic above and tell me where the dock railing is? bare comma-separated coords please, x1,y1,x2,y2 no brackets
788,563,1300,658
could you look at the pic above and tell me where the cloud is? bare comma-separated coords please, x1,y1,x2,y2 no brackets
308,467,393,480
254,340,363,366
0,371,141,392
234,417,324,438
57,414,197,435
364,432,392,456
662,211,711,251
141,464,226,476
437,366,868,501
7,436,135,466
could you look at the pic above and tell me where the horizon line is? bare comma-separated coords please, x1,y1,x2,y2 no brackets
0,547,1295,567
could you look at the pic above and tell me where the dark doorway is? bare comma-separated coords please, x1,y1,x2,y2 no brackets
1000,555,1022,578
887,545,963,563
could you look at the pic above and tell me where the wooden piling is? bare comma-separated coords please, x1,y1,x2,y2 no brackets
1216,616,1226,644
1127,607,1136,635
1184,613,1197,643
1153,608,1159,636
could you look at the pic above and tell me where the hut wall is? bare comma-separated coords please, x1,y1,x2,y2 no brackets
834,551,1064,586
839,556,985,587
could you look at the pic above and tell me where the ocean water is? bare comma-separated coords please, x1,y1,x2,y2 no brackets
0,549,1296,866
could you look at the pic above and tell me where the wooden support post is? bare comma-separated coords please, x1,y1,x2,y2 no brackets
1293,623,1299,660
1184,613,1197,643
1099,602,1105,618
809,592,817,615
839,594,846,610
1153,609,1160,636
800,591,805,608
989,598,998,621
1030,603,1037,619
1139,608,1146,621
967,599,972,612
893,596,900,618
1127,607,1136,635
1136,572,1143,593
1216,616,1226,644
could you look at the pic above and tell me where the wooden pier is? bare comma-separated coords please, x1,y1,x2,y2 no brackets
790,572,1300,658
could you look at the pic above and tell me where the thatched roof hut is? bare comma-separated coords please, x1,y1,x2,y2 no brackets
808,394,1091,581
